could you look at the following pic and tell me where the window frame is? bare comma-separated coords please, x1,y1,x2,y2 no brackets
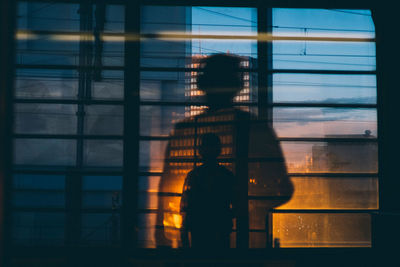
7,0,381,257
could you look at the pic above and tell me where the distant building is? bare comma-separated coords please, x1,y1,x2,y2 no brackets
185,54,258,117
312,131,378,173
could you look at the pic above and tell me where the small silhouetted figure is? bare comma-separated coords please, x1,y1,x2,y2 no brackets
180,133,235,249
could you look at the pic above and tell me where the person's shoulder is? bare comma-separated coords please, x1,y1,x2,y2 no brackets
217,164,235,177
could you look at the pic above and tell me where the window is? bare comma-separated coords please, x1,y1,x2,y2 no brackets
12,1,377,249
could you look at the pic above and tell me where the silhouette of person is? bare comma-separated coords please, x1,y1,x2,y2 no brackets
180,133,235,249
155,53,293,248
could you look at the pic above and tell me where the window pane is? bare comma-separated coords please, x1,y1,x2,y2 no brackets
13,212,65,245
83,140,123,167
273,108,377,138
278,177,378,210
141,6,257,67
15,103,77,134
281,141,378,173
81,213,120,245
140,106,186,136
84,105,123,135
140,71,189,102
273,74,376,104
15,69,79,99
82,176,122,209
272,213,371,247
139,140,168,173
14,139,76,166
13,192,65,208
13,174,65,190
272,9,375,71
91,71,124,100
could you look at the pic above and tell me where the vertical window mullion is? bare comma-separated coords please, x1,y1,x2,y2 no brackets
122,1,140,250
256,5,273,249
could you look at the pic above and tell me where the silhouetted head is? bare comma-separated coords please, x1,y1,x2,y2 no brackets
197,54,242,108
199,133,221,163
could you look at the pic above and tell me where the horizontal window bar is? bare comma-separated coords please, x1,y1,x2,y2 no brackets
139,101,257,106
12,167,123,175
13,134,123,140
288,172,378,177
272,209,378,213
13,189,65,193
13,99,125,105
12,207,65,212
140,136,377,143
270,69,376,75
139,171,378,178
140,67,257,72
16,64,124,71
272,103,376,108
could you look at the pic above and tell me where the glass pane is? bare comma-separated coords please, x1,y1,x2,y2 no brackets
273,108,377,138
84,105,123,135
13,192,65,208
13,174,65,208
91,71,124,100
140,71,189,102
12,212,65,245
14,139,76,166
81,213,120,245
249,232,266,248
139,176,161,192
15,103,77,134
140,6,257,68
278,177,378,209
139,140,168,173
83,140,123,167
17,2,80,32
273,42,376,71
140,106,186,136
273,74,376,104
104,5,125,33
272,9,375,71
82,176,122,190
82,176,122,209
137,214,157,248
281,141,378,173
15,69,79,99
13,174,65,190
272,213,371,247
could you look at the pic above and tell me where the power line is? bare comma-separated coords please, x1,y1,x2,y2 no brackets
325,9,372,17
194,7,257,24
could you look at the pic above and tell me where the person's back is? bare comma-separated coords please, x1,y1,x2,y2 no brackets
180,133,235,248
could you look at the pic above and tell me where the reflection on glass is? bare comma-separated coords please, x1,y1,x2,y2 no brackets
15,69,79,99
92,71,124,99
15,103,77,134
84,105,124,135
278,177,378,209
84,140,123,167
82,176,122,209
273,74,376,104
273,213,371,247
12,212,65,245
273,108,377,138
272,9,375,71
14,139,76,166
281,141,378,173
81,213,120,245
139,141,169,173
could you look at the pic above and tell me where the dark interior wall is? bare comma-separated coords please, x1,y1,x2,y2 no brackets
0,0,16,267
